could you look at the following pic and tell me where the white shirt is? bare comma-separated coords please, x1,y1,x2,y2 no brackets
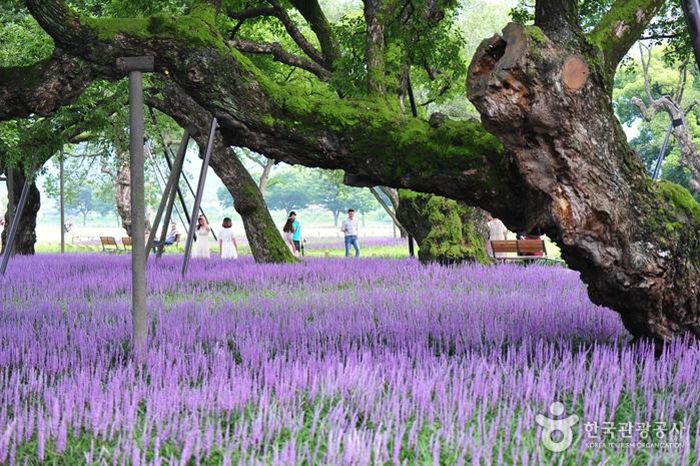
487,219,508,241
219,228,235,242
341,218,358,236
165,228,178,242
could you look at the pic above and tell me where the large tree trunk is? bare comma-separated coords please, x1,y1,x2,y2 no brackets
396,191,490,265
147,82,295,263
2,169,40,255
468,20,696,342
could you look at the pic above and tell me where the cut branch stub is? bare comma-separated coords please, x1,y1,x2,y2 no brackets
468,22,700,343
562,56,589,92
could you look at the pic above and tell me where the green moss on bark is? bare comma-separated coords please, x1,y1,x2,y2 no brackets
81,6,226,50
656,180,700,224
397,191,490,265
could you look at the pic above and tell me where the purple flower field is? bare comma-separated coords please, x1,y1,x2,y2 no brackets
0,254,698,465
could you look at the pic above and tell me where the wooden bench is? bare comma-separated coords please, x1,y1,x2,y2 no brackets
122,237,132,250
100,236,121,253
490,240,555,262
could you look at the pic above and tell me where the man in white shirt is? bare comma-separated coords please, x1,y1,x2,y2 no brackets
165,222,179,244
486,213,508,258
340,208,360,257
155,223,179,249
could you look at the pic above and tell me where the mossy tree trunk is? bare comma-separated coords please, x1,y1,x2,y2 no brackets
147,81,295,263
2,168,40,255
396,191,490,265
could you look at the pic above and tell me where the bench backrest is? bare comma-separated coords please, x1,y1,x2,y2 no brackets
518,240,546,255
491,239,546,256
100,236,118,246
122,237,132,247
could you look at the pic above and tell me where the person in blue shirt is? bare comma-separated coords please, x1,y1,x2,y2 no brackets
291,212,302,254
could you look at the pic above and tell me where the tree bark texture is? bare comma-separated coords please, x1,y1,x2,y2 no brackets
114,156,132,235
396,191,490,265
468,22,700,341
2,169,40,255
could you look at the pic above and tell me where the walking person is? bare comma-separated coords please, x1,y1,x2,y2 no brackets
291,212,302,255
486,213,508,258
282,212,299,257
218,217,239,259
192,215,211,258
341,208,360,257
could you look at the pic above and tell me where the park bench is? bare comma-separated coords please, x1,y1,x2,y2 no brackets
490,239,560,263
122,237,132,250
100,236,121,253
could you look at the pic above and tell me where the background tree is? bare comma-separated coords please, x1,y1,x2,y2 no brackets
614,44,700,194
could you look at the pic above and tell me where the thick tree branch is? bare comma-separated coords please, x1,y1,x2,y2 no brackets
588,0,666,79
229,39,331,80
0,51,94,119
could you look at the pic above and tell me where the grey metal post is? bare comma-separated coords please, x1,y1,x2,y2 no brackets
1,174,32,276
60,152,65,253
146,130,190,259
653,122,673,181
160,142,192,227
7,168,13,234
182,118,217,277
161,143,217,241
157,134,192,259
121,56,154,361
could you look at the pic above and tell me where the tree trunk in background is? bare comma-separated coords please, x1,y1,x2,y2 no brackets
370,186,407,237
114,155,132,235
2,169,40,255
333,211,340,227
396,191,490,265
259,158,274,196
147,82,295,263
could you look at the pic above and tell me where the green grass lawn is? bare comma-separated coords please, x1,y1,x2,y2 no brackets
34,235,561,260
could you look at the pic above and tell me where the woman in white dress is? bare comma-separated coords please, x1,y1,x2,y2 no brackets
282,213,299,257
192,215,211,258
219,217,239,259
